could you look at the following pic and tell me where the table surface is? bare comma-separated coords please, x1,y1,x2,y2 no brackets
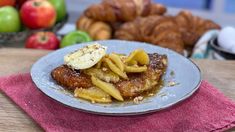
0,48,235,131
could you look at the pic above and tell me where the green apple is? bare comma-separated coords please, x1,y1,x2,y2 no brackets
48,0,66,22
0,6,21,32
60,31,92,48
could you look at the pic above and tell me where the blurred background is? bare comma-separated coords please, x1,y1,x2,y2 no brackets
1,0,235,59
66,0,235,27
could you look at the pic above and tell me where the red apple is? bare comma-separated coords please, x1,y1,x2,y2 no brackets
20,0,56,29
25,32,60,50
0,0,15,7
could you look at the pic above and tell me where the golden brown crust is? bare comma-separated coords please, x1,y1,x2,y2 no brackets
76,15,112,40
84,0,166,23
115,53,167,98
115,15,184,53
115,10,220,53
80,1,220,54
149,3,167,16
174,10,221,46
51,65,93,90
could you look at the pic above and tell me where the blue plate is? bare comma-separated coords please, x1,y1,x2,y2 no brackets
31,40,201,116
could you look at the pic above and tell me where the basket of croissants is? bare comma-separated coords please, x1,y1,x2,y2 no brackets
76,0,220,55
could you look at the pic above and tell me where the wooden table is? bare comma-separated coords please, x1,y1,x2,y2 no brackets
0,48,235,131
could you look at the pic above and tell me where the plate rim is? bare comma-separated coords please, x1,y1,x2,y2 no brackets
31,40,202,116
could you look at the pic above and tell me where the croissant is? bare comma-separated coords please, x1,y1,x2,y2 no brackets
115,15,184,53
76,15,112,40
84,0,166,23
174,10,221,47
115,11,220,54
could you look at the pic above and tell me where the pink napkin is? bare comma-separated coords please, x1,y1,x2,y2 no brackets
0,73,235,132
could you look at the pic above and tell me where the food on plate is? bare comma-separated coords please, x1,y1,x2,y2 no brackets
76,15,112,40
20,0,56,29
0,6,21,32
109,53,124,71
91,76,124,101
74,87,112,103
84,67,120,83
84,0,166,23
124,65,147,73
60,31,92,48
115,15,184,53
25,32,60,50
125,49,150,65
51,65,93,90
0,0,15,7
51,43,167,103
64,43,107,69
48,0,67,22
104,57,128,79
115,53,167,98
